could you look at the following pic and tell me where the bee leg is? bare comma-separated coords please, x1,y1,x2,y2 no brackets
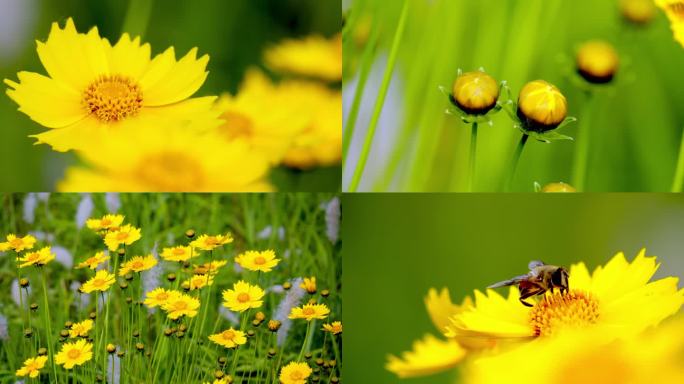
519,298,534,307
519,287,540,307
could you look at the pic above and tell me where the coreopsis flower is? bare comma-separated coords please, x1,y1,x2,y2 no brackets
75,251,109,269
15,355,48,378
288,303,330,321
17,246,55,268
118,254,157,276
222,280,265,312
322,321,342,335
104,224,141,251
278,361,313,384
190,233,233,251
185,274,214,290
57,126,271,192
4,18,215,152
143,288,180,308
208,328,247,349
160,245,194,262
55,339,93,369
576,40,619,84
386,334,466,379
300,277,317,294
161,293,200,320
193,260,228,275
264,34,341,82
656,0,684,48
235,250,280,272
450,71,500,115
86,214,124,232
68,319,93,338
81,270,116,293
517,80,568,132
0,234,36,252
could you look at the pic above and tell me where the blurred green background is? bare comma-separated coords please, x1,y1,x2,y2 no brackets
343,0,684,191
0,0,340,192
343,193,684,383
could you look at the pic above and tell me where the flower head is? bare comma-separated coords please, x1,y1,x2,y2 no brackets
278,361,313,384
55,339,93,369
17,246,55,268
541,182,576,193
0,234,36,252
69,319,93,338
576,40,619,84
118,254,157,276
656,0,684,48
86,214,124,232
15,355,48,378
264,34,341,82
208,327,247,349
161,293,200,319
193,260,228,275
516,80,568,132
288,303,330,321
76,251,109,269
222,280,265,312
300,276,317,294
322,321,342,335
190,233,234,251
235,250,280,272
185,274,214,290
160,245,194,262
81,270,116,293
104,224,141,251
620,0,655,25
144,288,180,308
451,71,499,115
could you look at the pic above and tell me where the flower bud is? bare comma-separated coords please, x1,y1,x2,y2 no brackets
268,320,281,332
185,229,196,239
576,40,619,84
30,303,38,311
38,347,48,356
541,182,576,193
19,278,29,287
620,0,655,25
135,343,144,351
517,80,568,132
107,344,116,354
283,282,292,290
451,71,499,115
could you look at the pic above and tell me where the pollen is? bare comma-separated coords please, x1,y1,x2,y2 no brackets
221,112,254,139
529,290,599,337
82,75,143,122
669,2,684,20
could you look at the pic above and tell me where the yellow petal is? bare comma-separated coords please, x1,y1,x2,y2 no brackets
140,47,209,106
30,116,104,152
106,33,151,80
386,334,465,378
425,288,464,333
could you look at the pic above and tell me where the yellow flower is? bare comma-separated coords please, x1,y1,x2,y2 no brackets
161,293,200,320
57,125,271,192
322,321,342,335
0,234,36,252
215,69,310,164
85,214,124,232
386,334,466,379
185,274,214,290
656,0,684,48
300,277,317,294
104,224,141,251
517,80,568,131
15,355,48,378
222,280,265,312
81,270,116,293
193,260,228,275
541,182,576,193
68,319,93,338
55,339,93,369
451,71,499,115
264,34,341,82
75,251,109,269
190,233,233,251
4,18,214,152
288,303,330,321
160,245,194,262
208,328,247,349
118,254,157,276
17,246,55,268
144,288,180,308
576,40,619,84
235,250,280,272
278,361,313,384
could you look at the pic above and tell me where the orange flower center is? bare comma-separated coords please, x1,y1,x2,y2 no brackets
83,75,143,122
290,371,304,380
10,238,24,247
220,112,254,140
101,218,112,226
254,256,266,265
529,290,599,337
92,278,106,288
205,237,219,245
156,292,169,301
27,253,40,262
116,232,129,241
130,261,144,269
67,349,81,359
303,307,316,316
237,293,251,303
135,151,205,191
174,300,188,311
222,330,235,340
173,248,186,256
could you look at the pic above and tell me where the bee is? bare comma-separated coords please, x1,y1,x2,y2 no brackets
487,261,569,307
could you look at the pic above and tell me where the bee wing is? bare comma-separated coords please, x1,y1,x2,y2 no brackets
487,274,529,289
528,260,545,270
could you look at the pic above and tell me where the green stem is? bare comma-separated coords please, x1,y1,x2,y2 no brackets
41,268,58,383
505,134,529,191
121,0,155,38
572,92,595,191
348,0,410,191
297,321,313,362
671,127,684,192
331,334,341,373
468,122,478,192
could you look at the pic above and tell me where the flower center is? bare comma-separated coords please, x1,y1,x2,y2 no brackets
303,307,316,316
290,371,304,380
92,278,105,287
220,112,254,139
131,261,144,269
529,290,599,336
237,293,250,303
222,330,235,340
157,293,168,301
116,232,129,241
83,75,143,122
67,349,81,359
254,256,266,265
27,253,39,262
101,218,112,226
135,151,205,191
173,248,186,256
669,2,684,20
10,238,23,247
174,301,188,310
205,237,218,245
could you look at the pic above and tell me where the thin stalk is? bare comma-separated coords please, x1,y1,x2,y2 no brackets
348,0,410,191
331,334,341,372
297,321,313,362
572,92,595,191
505,134,529,191
121,0,154,38
450,121,479,191
671,127,684,192
41,268,58,383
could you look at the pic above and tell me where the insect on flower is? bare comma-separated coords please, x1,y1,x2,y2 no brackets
487,260,569,307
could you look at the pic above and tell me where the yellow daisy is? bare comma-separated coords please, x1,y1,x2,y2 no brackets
55,339,93,369
264,34,342,82
322,321,342,335
103,224,141,251
68,319,93,338
300,276,317,294
193,260,228,275
161,293,200,320
118,254,157,276
0,234,36,252
4,18,214,152
75,251,109,269
208,328,247,349
656,0,684,48
278,361,313,384
235,249,280,272
85,214,124,232
144,288,180,308
17,246,55,268
222,280,265,312
81,270,116,293
160,245,194,262
190,233,234,251
57,125,271,192
15,355,48,378
386,334,467,379
185,274,214,290
288,303,330,321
